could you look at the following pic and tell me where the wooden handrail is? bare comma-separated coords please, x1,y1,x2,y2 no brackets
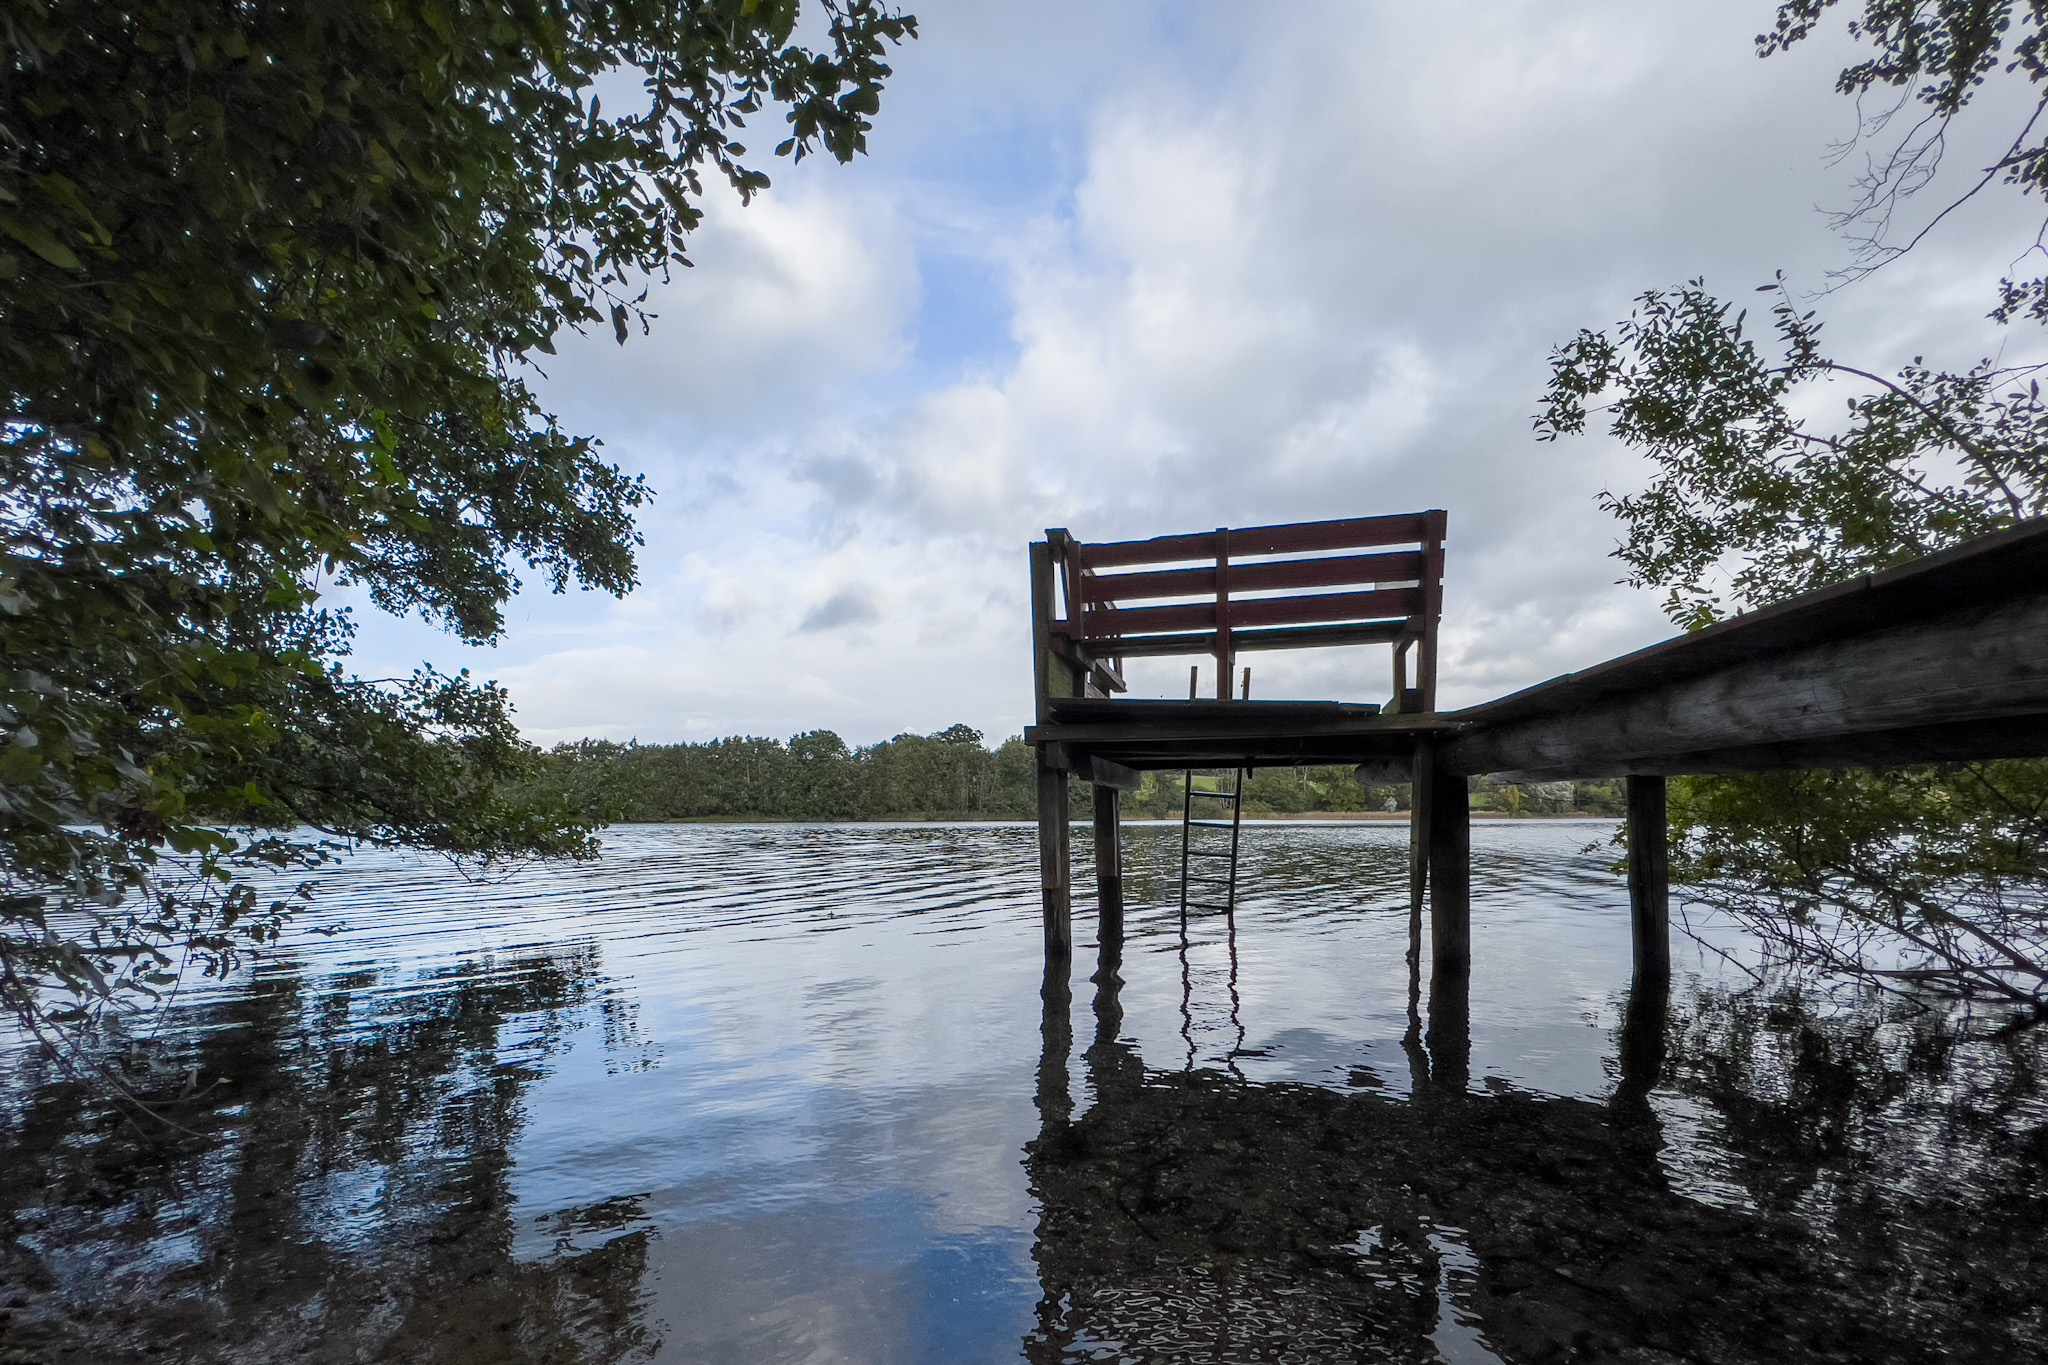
1038,510,1446,711
1081,512,1437,568
1082,587,1425,639
1079,550,1426,602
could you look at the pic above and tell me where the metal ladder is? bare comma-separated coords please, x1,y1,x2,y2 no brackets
1178,767,1245,915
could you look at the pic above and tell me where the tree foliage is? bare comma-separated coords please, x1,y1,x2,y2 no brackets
1539,275,2047,627
0,1,915,1059
1670,765,2048,1003
1540,1,2048,1005
537,726,1042,822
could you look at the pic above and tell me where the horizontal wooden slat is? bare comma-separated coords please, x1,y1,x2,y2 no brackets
1082,588,1422,638
1234,589,1423,627
1079,511,1443,568
1234,621,1417,651
1081,551,1427,603
1082,620,1416,658
1086,600,1215,635
1074,528,1220,569
1228,512,1443,558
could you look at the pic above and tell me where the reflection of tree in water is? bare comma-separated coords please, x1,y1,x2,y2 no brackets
1660,981,2048,1353
0,941,660,1364
1025,950,2048,1363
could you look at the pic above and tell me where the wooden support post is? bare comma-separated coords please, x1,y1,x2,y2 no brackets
1427,748,1470,979
1626,774,1671,984
1407,737,1432,967
1093,783,1123,944
1037,745,1072,959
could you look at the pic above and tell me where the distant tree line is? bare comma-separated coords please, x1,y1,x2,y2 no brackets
533,727,1628,822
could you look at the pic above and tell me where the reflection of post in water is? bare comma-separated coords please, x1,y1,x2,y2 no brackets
1613,975,1669,1116
1425,960,1471,1096
1401,943,1431,1096
1037,956,1074,1129
1085,940,1145,1103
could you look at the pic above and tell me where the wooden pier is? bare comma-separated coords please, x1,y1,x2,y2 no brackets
1027,514,2048,989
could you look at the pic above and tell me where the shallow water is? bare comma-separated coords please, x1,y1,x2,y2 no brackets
1,821,2044,1363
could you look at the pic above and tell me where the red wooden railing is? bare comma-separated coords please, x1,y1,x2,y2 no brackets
1035,511,1446,710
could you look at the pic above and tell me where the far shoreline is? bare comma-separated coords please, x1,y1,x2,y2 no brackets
600,811,1618,825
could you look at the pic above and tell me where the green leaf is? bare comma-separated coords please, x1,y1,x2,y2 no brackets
0,216,82,271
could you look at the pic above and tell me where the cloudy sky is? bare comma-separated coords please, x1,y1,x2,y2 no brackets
349,2,2041,748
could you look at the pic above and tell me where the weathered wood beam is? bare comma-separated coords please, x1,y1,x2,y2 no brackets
1355,756,1417,784
1078,739,1423,769
1084,754,1143,791
1490,714,2048,781
1028,712,1447,749
1444,593,2048,779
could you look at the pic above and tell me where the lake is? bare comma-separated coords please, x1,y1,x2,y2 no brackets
1,821,2043,1363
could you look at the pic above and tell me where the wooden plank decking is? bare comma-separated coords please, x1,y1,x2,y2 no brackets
1026,698,1452,771
1442,518,2048,779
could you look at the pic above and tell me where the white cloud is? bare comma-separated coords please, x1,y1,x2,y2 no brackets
348,1,2048,745
535,181,918,441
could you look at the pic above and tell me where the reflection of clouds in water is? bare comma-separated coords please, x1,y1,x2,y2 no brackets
2,823,2044,1363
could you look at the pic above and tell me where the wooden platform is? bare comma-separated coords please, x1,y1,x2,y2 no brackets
1026,698,1453,771
1028,514,2048,1004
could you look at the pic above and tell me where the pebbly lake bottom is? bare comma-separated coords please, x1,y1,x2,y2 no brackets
0,821,2044,1364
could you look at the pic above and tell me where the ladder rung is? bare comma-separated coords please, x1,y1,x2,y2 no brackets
1184,875,1233,885
1187,850,1234,858
1189,792,1239,802
1187,900,1236,912
1188,819,1237,828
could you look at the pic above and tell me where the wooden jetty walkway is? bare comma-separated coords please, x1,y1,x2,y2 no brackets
1025,513,2048,988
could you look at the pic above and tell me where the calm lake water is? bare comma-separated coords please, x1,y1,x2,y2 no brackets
2,821,2044,1363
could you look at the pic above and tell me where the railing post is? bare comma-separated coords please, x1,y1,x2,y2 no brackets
1427,747,1470,978
1418,512,1446,712
1626,774,1671,984
1214,526,1232,700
